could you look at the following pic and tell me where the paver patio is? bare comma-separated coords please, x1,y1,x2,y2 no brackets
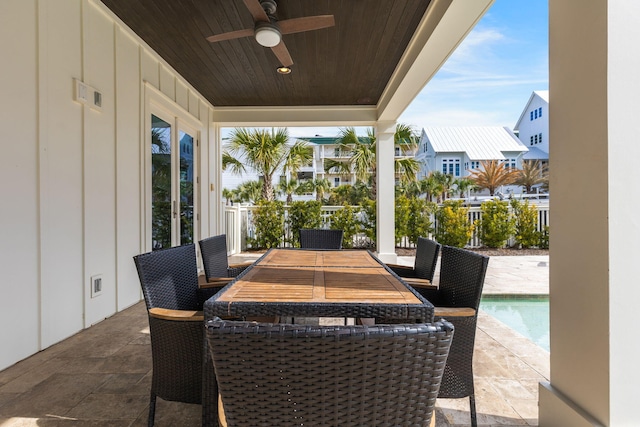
0,255,549,426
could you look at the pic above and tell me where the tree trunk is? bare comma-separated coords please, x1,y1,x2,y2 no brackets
262,177,274,201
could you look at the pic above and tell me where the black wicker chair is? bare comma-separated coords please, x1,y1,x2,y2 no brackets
198,234,253,302
386,237,441,289
299,228,344,249
416,245,489,427
206,319,454,427
199,234,252,281
133,244,208,427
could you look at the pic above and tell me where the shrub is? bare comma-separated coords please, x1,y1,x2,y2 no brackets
287,201,322,247
359,199,376,248
538,225,550,249
329,204,360,249
511,199,539,248
477,200,514,248
434,200,474,248
251,200,285,249
406,198,434,246
395,195,411,246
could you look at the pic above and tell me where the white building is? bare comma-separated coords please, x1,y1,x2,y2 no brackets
514,90,549,167
222,134,418,200
415,126,529,182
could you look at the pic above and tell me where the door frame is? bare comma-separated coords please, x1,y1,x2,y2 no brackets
143,84,203,252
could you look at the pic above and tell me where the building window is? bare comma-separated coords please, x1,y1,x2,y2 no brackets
530,111,534,121
539,133,543,143
442,159,461,177
530,136,534,146
538,107,542,117
395,147,401,156
334,177,340,187
334,147,340,157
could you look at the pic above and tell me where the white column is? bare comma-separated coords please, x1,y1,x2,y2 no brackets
375,120,397,263
539,1,640,425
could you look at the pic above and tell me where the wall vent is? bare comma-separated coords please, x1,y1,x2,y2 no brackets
93,91,102,109
91,274,103,298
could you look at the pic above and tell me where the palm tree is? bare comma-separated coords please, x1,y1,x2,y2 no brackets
453,177,478,199
222,151,245,175
433,171,455,201
409,173,441,202
323,158,352,177
222,188,234,205
278,179,298,204
335,124,420,199
336,127,376,193
513,160,548,194
225,128,313,201
468,160,517,196
236,180,262,204
312,177,332,202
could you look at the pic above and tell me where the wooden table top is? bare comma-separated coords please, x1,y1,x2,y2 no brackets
204,249,433,320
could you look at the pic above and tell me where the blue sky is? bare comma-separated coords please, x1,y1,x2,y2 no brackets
399,0,548,129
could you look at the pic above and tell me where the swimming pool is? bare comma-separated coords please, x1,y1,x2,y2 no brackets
480,296,549,351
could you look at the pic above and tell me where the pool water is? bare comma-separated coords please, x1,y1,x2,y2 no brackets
480,296,549,351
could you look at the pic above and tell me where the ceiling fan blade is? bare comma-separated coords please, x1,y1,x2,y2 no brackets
243,0,269,22
206,28,255,43
271,41,293,67
278,15,335,35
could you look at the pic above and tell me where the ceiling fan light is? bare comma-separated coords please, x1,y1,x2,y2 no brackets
255,24,281,47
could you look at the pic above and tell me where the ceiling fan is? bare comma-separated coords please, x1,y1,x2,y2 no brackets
206,0,335,68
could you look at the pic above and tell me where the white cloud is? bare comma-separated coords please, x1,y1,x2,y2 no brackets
399,16,548,129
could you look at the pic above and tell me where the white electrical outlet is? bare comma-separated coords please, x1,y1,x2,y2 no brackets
90,274,103,298
74,78,89,104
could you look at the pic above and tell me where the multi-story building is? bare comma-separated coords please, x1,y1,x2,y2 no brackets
513,90,549,168
415,126,529,182
222,134,418,200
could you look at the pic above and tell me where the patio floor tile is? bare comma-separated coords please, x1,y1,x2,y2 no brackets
0,254,549,426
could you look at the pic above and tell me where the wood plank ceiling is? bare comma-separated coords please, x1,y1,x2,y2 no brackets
100,0,432,107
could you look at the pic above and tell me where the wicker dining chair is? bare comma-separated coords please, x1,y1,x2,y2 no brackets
386,237,441,289
299,228,344,249
133,244,208,427
417,245,489,427
198,234,253,302
206,319,454,427
199,234,253,281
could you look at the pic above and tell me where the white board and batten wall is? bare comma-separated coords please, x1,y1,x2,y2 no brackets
0,0,220,371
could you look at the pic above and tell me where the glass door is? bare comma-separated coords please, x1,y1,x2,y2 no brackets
150,114,198,250
177,126,196,245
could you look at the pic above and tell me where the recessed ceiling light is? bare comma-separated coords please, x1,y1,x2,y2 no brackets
277,66,292,75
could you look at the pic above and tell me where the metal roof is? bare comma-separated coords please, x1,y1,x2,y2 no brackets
423,127,528,160
522,146,549,160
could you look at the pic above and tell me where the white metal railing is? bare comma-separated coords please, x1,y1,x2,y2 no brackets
224,203,550,254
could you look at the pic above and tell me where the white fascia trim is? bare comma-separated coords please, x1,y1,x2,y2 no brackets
212,105,377,127
378,0,495,122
